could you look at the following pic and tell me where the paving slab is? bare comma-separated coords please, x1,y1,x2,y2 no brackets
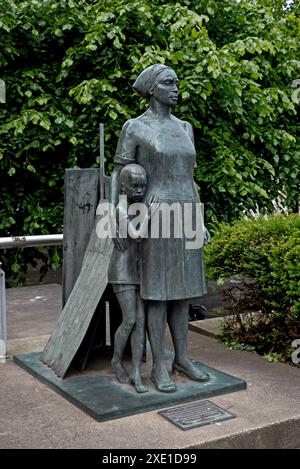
6,283,61,341
1,284,300,449
189,317,223,338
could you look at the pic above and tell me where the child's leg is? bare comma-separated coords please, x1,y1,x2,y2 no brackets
130,293,148,393
112,288,136,384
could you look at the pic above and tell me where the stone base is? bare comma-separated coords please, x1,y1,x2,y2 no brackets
14,352,246,422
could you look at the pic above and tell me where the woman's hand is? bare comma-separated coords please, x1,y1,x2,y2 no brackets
148,195,160,217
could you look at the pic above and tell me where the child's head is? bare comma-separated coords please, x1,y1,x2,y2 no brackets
120,164,147,202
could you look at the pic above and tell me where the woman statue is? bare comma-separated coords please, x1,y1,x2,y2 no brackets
110,64,209,393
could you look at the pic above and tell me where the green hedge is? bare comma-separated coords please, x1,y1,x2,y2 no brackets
205,213,300,362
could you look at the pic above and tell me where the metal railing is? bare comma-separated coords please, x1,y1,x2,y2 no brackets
0,267,6,363
0,234,63,249
0,234,63,362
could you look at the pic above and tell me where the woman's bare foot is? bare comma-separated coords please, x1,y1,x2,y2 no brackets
151,365,176,393
111,358,130,384
132,373,149,393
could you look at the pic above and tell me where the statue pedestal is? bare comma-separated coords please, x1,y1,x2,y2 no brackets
14,351,246,422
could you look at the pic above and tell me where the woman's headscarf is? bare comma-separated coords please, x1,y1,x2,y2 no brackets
132,64,173,98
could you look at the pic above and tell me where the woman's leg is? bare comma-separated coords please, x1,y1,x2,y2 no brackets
147,300,176,392
111,288,136,383
130,293,148,393
168,300,209,382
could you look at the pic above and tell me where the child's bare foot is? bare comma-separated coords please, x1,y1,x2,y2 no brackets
111,358,130,384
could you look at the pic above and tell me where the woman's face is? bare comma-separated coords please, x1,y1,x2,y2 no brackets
151,70,179,107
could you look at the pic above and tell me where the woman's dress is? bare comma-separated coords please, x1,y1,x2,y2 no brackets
113,113,207,301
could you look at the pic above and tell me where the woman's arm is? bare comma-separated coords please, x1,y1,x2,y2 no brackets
110,120,138,250
185,120,211,245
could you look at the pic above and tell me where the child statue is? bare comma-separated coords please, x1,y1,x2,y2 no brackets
108,163,158,393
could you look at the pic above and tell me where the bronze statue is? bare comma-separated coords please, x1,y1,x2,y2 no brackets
110,64,210,393
23,65,247,420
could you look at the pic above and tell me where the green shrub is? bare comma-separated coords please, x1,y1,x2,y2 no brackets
205,213,300,362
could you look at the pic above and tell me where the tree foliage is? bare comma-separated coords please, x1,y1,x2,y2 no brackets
0,0,299,279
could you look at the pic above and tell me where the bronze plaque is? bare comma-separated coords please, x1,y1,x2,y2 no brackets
159,400,235,430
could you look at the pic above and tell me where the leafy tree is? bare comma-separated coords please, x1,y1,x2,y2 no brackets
0,0,299,280
250,0,299,18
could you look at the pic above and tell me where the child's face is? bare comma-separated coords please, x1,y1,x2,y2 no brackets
125,173,146,202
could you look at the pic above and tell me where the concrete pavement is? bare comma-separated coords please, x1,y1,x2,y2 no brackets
1,284,300,449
